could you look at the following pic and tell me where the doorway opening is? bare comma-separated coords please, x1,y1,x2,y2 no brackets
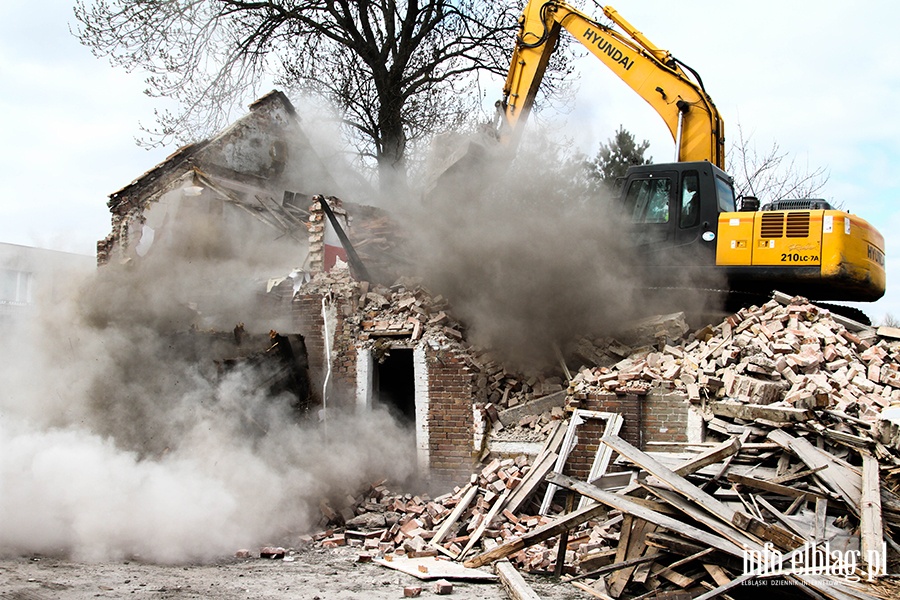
374,348,416,428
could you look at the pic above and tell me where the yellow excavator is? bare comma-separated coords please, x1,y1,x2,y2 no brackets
489,0,886,320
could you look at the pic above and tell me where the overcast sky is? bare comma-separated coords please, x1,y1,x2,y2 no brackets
1,1,899,322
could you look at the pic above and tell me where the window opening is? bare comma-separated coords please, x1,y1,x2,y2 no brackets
680,171,700,228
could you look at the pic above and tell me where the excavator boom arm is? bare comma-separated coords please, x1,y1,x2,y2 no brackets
502,1,725,168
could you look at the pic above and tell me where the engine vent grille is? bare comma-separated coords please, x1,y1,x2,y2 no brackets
786,212,811,238
760,213,784,238
763,199,833,211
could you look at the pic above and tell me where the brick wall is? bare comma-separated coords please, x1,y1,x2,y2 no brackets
564,391,692,481
424,346,477,484
292,292,357,410
295,291,480,481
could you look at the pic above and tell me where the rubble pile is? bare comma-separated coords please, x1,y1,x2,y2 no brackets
285,293,900,599
301,401,900,598
308,454,553,561
569,293,898,423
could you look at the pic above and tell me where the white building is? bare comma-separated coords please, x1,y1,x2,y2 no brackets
0,242,95,329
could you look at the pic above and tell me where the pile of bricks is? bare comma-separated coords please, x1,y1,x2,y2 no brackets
569,294,899,424
306,457,544,559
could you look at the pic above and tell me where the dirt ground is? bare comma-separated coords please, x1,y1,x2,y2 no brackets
0,545,585,600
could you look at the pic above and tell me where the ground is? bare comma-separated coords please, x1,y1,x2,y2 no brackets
0,546,585,600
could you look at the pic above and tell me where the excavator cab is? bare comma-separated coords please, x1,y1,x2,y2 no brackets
619,161,735,288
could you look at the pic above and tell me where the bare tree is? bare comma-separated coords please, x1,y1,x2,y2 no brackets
881,314,900,328
73,1,574,191
727,122,830,205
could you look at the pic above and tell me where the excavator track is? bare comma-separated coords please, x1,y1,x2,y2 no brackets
810,302,872,327
643,287,872,328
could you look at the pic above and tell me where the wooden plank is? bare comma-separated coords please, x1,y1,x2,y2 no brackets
554,491,577,577
546,472,745,558
702,563,731,587
785,494,806,516
702,430,751,490
673,436,741,477
753,495,811,540
861,454,884,561
649,549,713,589
373,556,498,581
458,488,510,559
644,532,706,557
650,563,697,588
767,429,862,514
571,581,616,599
769,464,828,485
608,518,656,597
495,559,542,600
814,498,828,544
602,435,743,527
484,539,541,600
464,500,608,568
540,418,569,455
726,472,827,500
504,449,559,515
429,484,478,550
631,561,652,585
731,511,805,551
564,552,666,584
644,485,760,554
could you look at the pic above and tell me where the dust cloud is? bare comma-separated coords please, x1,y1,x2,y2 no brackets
403,128,720,369
0,207,416,564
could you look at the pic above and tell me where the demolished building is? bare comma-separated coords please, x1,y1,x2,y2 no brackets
97,89,900,483
95,90,900,597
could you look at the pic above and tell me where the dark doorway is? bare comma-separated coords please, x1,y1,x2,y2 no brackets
374,348,416,427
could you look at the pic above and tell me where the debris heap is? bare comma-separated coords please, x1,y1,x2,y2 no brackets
289,293,900,599
569,293,896,423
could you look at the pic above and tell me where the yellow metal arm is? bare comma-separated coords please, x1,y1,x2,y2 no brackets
501,0,725,169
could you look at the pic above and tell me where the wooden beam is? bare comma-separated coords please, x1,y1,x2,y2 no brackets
767,429,862,514
563,552,666,584
464,500,608,568
546,472,745,558
484,539,542,600
504,449,558,515
726,473,827,500
861,454,884,561
430,484,478,551
673,437,742,477
602,435,743,527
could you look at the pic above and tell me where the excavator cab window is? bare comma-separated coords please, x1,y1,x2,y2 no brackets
715,175,736,212
623,177,671,224
680,171,700,228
